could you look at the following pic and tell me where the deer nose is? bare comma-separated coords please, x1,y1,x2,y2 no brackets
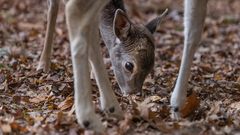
123,88,142,96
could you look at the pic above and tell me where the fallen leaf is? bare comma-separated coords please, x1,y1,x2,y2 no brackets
149,95,162,102
180,91,200,118
230,102,240,110
10,122,28,132
119,113,133,134
58,96,73,111
1,124,12,133
29,95,47,104
137,96,159,121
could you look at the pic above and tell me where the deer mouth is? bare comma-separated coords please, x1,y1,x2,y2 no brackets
122,87,142,96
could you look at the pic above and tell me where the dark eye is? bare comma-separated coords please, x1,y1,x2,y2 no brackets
125,62,134,72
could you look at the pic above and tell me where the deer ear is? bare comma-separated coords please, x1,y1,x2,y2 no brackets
146,9,168,33
113,9,131,40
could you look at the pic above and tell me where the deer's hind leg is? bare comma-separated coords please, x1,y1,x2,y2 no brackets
38,0,59,72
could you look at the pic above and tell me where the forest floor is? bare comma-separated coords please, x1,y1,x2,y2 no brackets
0,0,240,134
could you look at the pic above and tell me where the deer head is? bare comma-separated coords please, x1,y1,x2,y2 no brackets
108,9,167,95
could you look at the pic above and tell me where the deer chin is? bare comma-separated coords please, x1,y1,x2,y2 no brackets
120,83,143,96
121,88,137,96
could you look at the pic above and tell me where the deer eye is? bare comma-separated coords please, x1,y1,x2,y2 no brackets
125,62,134,72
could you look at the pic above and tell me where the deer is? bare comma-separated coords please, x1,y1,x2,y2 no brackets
37,0,167,133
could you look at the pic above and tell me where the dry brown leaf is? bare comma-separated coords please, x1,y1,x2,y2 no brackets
1,124,12,133
119,113,133,134
180,91,200,118
58,96,73,111
237,76,240,84
207,101,221,116
149,95,162,102
137,96,159,121
17,22,43,30
156,122,172,133
10,122,28,133
214,73,223,81
29,95,47,104
230,102,240,110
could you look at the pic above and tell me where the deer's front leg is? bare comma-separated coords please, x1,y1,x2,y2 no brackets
88,23,122,119
70,36,104,132
170,0,207,119
38,0,59,72
65,0,109,133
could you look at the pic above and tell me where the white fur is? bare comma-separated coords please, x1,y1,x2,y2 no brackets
170,0,207,119
65,0,122,133
115,38,121,44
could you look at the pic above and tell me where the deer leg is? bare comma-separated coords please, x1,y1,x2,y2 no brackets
38,0,59,72
88,24,123,119
170,0,207,119
65,0,109,133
